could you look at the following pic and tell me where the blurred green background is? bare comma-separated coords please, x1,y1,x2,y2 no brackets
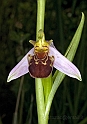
0,0,87,124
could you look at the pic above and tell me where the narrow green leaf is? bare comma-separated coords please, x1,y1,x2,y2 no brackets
42,74,53,106
45,12,85,118
53,12,85,80
78,117,87,124
0,118,3,124
12,112,18,124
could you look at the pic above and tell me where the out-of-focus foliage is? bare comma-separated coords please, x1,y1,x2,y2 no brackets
0,0,87,124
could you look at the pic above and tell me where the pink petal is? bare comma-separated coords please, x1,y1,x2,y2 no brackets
49,46,82,81
7,48,34,82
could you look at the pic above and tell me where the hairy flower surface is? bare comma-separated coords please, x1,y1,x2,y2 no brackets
7,30,82,82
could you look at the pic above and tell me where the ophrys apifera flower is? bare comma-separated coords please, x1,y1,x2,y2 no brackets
7,30,82,82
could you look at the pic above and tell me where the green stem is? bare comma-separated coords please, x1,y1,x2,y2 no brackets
35,0,46,124
35,78,46,124
36,0,46,37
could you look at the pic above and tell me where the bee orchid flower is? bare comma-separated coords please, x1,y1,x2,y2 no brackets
7,30,82,82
